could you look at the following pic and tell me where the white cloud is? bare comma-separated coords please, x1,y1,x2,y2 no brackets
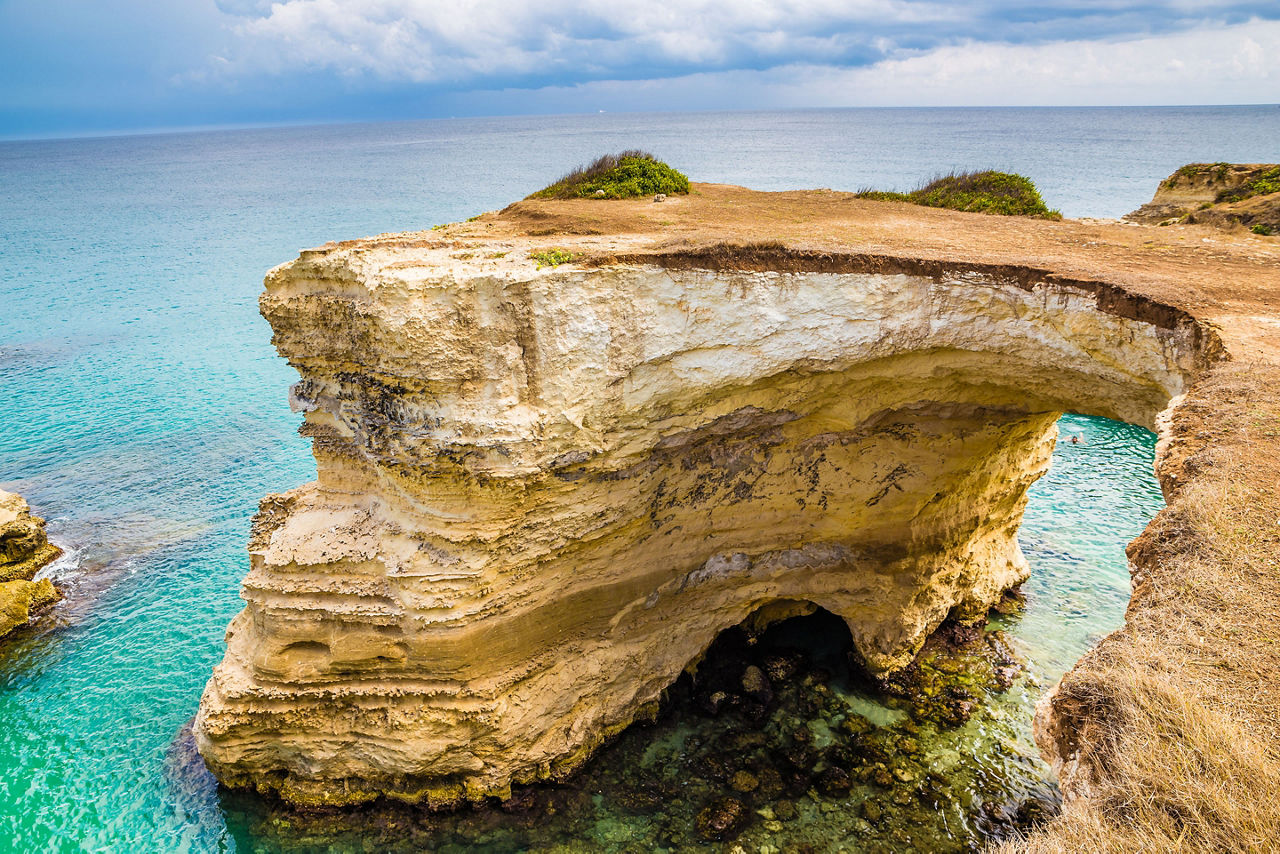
194,1,1280,109
828,19,1280,105
219,0,963,82
465,17,1280,109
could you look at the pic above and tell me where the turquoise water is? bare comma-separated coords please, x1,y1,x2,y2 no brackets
0,107,1241,850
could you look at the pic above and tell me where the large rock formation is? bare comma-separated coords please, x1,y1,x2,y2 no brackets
1125,162,1280,232
195,225,1208,806
0,490,61,638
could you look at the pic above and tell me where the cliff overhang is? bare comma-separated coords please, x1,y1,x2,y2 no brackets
194,185,1280,846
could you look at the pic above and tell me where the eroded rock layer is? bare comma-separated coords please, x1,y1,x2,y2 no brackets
1124,162,1280,230
195,241,1204,806
0,489,61,638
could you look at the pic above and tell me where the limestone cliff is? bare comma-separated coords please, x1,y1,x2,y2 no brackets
0,490,61,638
195,228,1206,807
1125,162,1280,231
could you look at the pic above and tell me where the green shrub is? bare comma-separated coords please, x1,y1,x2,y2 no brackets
530,248,579,268
1217,166,1280,204
529,151,690,200
1252,224,1275,236
856,170,1060,219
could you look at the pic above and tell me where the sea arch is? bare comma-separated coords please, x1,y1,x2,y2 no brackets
195,243,1214,807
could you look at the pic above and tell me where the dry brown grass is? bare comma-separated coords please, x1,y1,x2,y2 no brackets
1001,361,1280,853
1001,665,1280,853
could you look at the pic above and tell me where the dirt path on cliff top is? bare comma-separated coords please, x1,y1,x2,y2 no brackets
424,184,1280,852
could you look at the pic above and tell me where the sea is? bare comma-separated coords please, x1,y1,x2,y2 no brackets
1,106,1277,852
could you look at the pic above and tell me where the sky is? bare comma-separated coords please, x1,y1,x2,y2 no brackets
0,0,1277,138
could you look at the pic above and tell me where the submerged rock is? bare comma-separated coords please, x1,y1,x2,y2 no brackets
696,796,749,841
816,766,852,798
0,490,62,639
729,770,760,793
871,620,1026,728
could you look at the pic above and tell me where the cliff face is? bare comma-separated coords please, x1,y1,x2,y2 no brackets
0,490,61,638
1125,163,1280,230
194,236,1205,807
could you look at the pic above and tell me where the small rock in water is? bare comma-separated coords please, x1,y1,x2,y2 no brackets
861,799,884,824
816,766,852,797
741,665,769,697
702,690,731,715
762,652,804,683
839,713,875,737
774,799,798,821
730,770,759,793
757,766,785,798
696,797,748,841
867,764,894,788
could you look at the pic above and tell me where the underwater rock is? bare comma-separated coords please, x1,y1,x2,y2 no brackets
762,652,805,684
696,796,749,841
741,665,771,702
0,490,62,639
194,220,1204,806
871,619,1025,727
816,766,852,797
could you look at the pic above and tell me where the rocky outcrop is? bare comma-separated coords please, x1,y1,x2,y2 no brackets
194,230,1208,807
0,490,61,638
1125,163,1280,231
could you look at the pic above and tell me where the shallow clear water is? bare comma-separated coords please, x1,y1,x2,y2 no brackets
0,107,1229,850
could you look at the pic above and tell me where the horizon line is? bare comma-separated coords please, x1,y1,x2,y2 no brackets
2,102,1277,145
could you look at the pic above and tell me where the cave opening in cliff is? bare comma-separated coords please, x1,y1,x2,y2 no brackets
617,595,1056,846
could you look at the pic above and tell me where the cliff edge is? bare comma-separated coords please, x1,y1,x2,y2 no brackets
1125,162,1280,234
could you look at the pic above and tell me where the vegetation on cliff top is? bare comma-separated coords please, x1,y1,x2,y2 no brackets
857,171,1061,219
530,248,579,268
529,151,690,200
1215,165,1280,203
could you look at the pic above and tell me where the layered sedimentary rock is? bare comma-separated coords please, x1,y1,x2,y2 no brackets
1124,162,1280,230
195,232,1206,807
0,490,61,638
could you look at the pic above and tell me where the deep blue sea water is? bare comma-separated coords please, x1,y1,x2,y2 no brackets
0,107,1275,851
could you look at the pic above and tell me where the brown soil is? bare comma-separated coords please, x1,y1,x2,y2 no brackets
398,184,1280,852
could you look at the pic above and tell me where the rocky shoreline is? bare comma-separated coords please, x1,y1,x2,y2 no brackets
0,490,61,639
